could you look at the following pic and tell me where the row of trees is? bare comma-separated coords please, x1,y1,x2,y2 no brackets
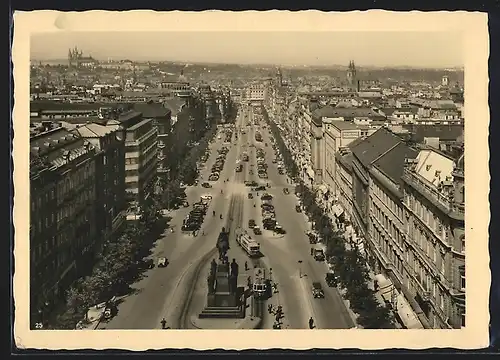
58,107,232,329
59,196,163,329
159,125,217,209
265,111,394,329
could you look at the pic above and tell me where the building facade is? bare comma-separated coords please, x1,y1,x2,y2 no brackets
30,128,97,326
118,111,158,205
324,120,375,196
75,123,126,245
401,148,465,328
133,103,172,180
245,83,268,104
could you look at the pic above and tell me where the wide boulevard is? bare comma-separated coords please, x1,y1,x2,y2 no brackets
99,105,354,330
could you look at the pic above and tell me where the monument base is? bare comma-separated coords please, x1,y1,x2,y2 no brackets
199,287,246,319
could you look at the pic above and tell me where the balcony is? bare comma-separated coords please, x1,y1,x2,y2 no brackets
402,168,464,220
157,142,165,149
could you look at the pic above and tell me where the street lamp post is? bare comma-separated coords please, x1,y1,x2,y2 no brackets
298,260,303,278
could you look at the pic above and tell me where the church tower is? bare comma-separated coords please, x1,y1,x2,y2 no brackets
347,60,357,91
276,67,283,87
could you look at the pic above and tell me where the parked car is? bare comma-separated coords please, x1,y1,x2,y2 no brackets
313,249,325,262
253,226,262,235
283,188,290,195
312,282,325,298
325,272,338,287
248,219,256,228
202,182,212,188
248,193,254,199
274,225,286,234
295,205,302,213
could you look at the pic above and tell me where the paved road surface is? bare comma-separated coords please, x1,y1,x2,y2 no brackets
99,106,352,330
99,115,244,329
244,106,355,329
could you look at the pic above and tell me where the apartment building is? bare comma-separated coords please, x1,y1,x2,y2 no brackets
133,103,172,179
245,83,268,104
323,120,376,196
344,127,465,328
401,148,465,329
30,128,97,326
74,122,126,244
118,110,158,205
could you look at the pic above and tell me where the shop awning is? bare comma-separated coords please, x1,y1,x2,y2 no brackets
332,204,344,217
318,184,328,194
375,273,394,303
396,294,424,329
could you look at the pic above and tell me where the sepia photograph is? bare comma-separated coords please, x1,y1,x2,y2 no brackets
13,10,489,350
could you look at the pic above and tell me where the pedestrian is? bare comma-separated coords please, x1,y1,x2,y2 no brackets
308,317,314,329
268,304,272,314
161,318,167,329
310,248,314,256
245,261,248,271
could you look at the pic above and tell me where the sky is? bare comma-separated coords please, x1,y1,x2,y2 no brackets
31,31,463,68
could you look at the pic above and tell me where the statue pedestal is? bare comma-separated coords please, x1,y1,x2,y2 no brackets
214,291,237,307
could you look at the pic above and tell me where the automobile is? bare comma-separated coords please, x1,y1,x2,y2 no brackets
274,225,286,234
295,205,302,213
248,193,254,199
283,188,290,195
272,159,277,164
249,169,254,175
248,219,256,228
182,200,189,207
202,182,212,188
312,282,325,298
261,193,273,201
308,233,318,244
255,185,266,191
157,257,168,268
253,226,262,235
140,258,154,269
313,249,325,262
208,174,219,181
325,272,338,287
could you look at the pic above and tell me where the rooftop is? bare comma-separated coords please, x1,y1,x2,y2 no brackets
413,148,455,185
351,127,404,168
30,127,94,172
133,102,171,118
74,122,120,139
312,106,383,125
330,121,359,131
372,142,418,185
402,124,464,142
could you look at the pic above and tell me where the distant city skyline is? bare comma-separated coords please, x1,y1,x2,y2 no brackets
31,31,463,69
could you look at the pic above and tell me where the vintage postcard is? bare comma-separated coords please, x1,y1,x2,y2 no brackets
13,10,490,350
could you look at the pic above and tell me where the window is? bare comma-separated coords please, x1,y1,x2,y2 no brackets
461,274,465,292
439,291,445,310
461,236,465,253
461,311,466,328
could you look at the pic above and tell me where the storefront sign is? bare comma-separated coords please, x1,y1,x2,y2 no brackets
342,130,360,139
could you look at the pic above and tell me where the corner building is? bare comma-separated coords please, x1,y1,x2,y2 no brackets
30,128,97,325
401,148,465,329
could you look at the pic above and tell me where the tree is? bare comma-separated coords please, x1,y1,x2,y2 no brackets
358,304,394,329
65,278,94,320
